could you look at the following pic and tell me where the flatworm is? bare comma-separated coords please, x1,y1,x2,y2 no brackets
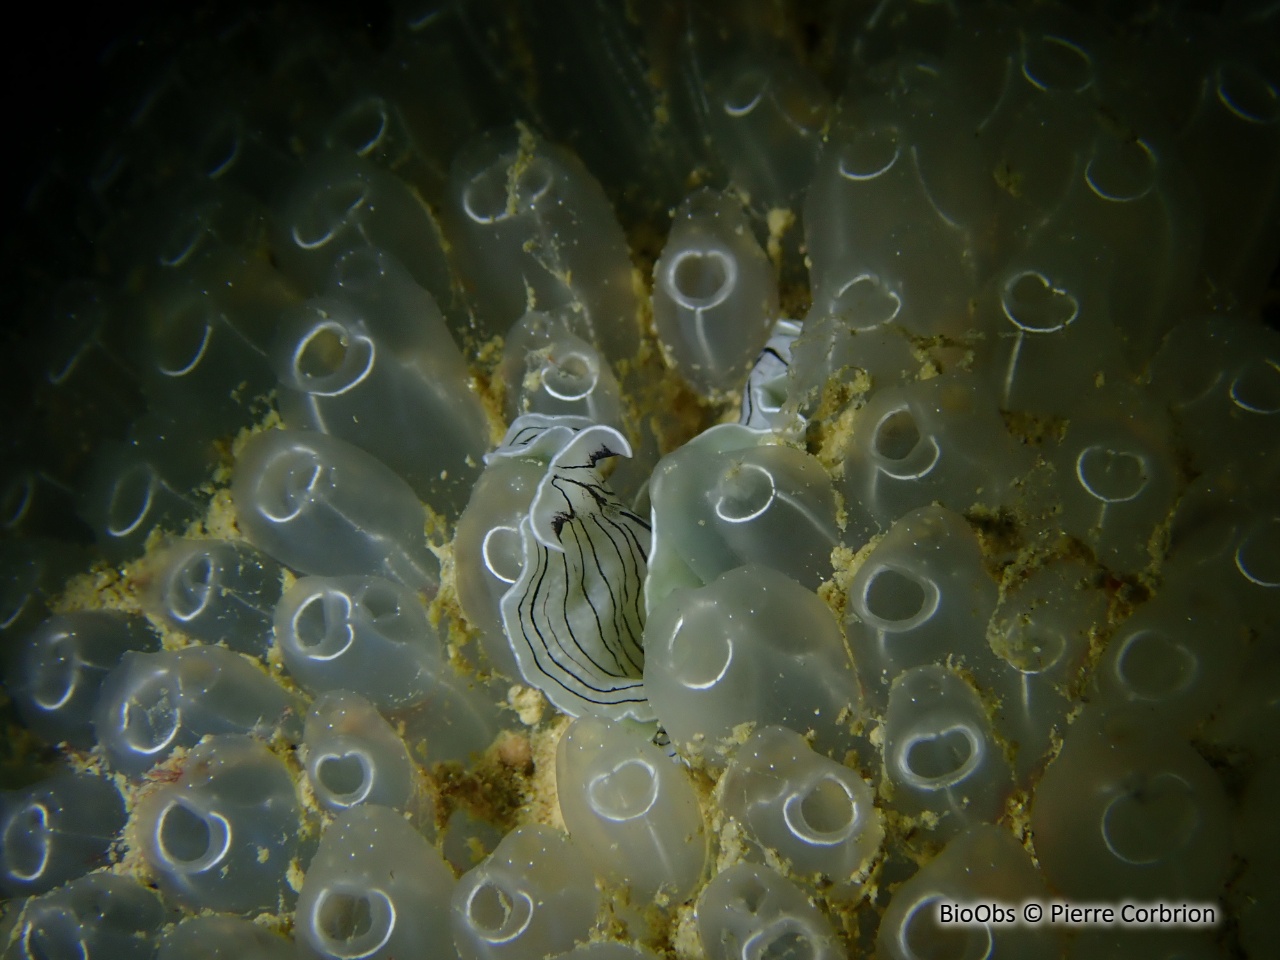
493,416,654,721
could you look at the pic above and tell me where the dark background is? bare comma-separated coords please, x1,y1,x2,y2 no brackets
0,2,394,420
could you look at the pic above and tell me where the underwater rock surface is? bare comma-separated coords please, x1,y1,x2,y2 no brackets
1,1,1279,958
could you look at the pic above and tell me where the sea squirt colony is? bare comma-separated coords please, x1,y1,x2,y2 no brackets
1,1,1279,959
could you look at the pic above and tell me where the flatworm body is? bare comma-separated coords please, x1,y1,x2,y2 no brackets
496,417,654,720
